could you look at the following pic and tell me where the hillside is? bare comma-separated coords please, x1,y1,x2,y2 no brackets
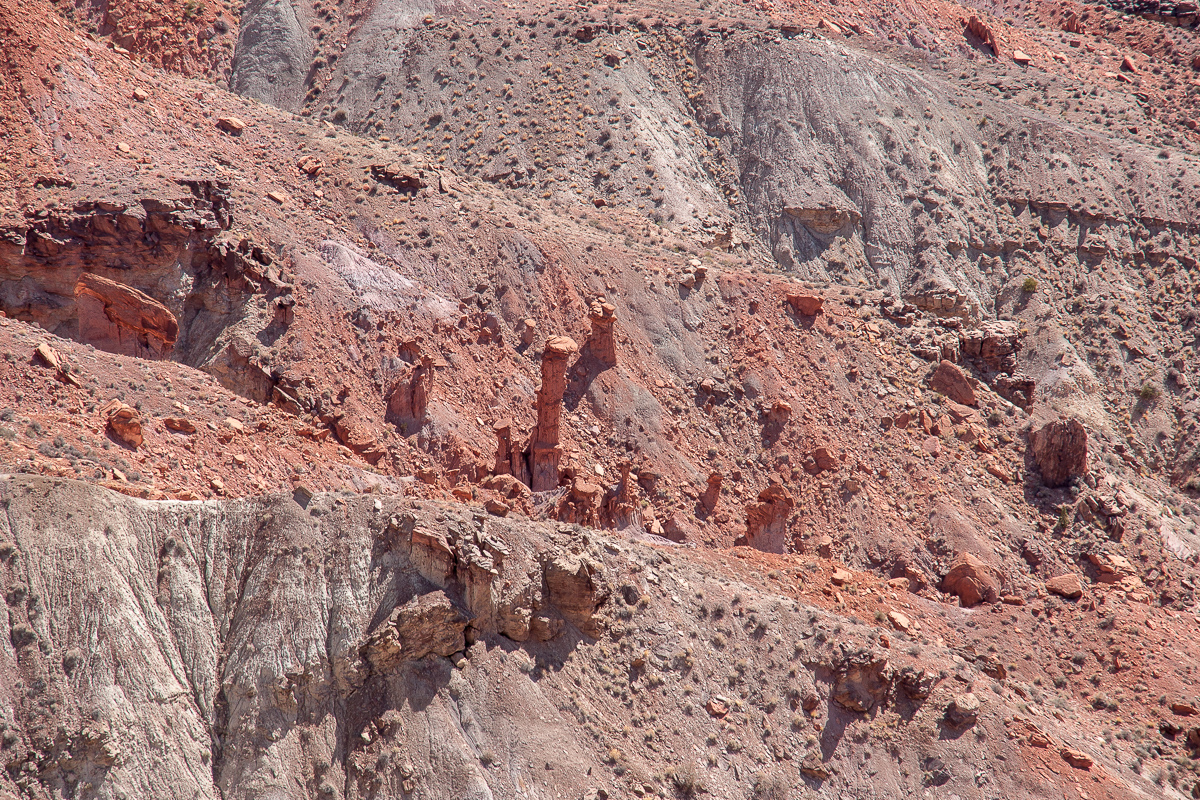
2,0,1200,795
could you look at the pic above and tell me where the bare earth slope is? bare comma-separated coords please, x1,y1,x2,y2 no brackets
4,0,1200,795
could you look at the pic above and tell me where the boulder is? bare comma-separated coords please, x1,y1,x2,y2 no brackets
1045,573,1084,600
945,693,980,727
520,318,538,345
101,399,143,448
34,342,61,370
808,446,838,472
482,473,529,500
929,360,976,406
369,163,428,191
979,319,1021,373
897,666,937,700
296,155,323,175
705,696,730,718
994,373,1035,409
332,399,385,464
940,552,1001,607
1031,418,1088,487
1170,701,1198,716
700,472,723,513
386,355,434,423
786,293,824,316
216,116,246,134
484,498,510,517
799,754,832,780
163,417,196,434
766,399,793,424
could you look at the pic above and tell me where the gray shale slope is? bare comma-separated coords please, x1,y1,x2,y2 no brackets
0,474,1104,799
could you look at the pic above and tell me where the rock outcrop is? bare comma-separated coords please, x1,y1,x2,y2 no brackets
1031,418,1088,487
966,15,1001,57
75,273,178,359
363,592,470,670
492,418,529,483
831,645,892,713
741,479,795,553
101,399,143,448
528,336,577,491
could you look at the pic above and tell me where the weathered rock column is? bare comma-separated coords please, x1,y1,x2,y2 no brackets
1031,416,1088,487
493,418,530,484
586,300,617,368
700,472,723,513
529,336,578,491
387,354,433,422
493,419,513,475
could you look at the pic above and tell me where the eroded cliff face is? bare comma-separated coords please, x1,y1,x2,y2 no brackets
0,180,295,403
0,474,1158,800
0,475,616,799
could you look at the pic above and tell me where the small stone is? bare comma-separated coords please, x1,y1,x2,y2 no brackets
1120,54,1137,72
217,116,246,134
1171,702,1199,717
132,88,149,101
887,610,911,632
116,142,131,153
267,190,291,206
1060,747,1093,770
210,477,225,492
1045,573,1083,600
1012,50,1032,65
225,417,245,433
163,417,196,434
830,567,853,586
705,696,730,718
